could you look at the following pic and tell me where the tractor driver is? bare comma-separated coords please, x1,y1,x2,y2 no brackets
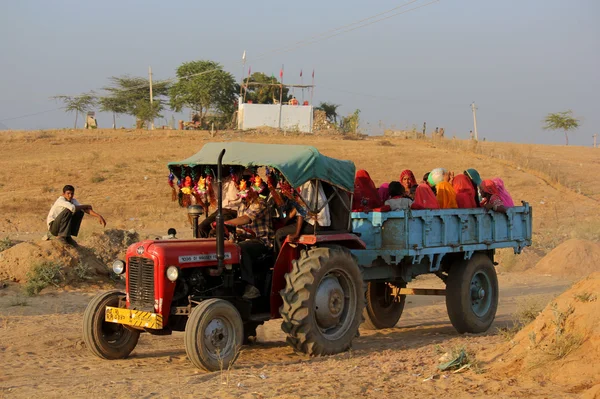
223,182,273,300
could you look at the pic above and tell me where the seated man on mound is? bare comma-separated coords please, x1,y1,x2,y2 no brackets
46,184,106,246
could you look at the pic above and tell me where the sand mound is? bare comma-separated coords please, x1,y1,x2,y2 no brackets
530,239,600,277
0,230,137,283
81,229,139,265
486,272,600,394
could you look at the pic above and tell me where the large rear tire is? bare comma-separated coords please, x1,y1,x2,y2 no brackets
362,282,406,330
280,246,365,356
446,254,499,333
82,290,140,360
184,298,244,372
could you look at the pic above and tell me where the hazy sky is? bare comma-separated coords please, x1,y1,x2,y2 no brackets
0,0,598,145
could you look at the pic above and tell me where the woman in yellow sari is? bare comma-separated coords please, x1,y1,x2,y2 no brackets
435,181,458,209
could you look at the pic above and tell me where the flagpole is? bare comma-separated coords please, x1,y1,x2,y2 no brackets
240,50,246,98
310,68,315,106
279,64,284,130
301,69,304,103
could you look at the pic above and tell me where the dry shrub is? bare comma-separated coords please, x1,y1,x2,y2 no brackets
498,296,544,340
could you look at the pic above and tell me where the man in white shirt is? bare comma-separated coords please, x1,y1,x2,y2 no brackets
46,185,106,246
273,180,331,254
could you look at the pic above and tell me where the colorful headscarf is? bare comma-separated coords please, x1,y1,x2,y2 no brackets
411,183,440,210
399,169,418,190
492,177,514,207
427,168,447,187
480,179,499,196
465,168,482,186
378,183,390,202
353,169,382,211
452,174,477,208
435,181,458,209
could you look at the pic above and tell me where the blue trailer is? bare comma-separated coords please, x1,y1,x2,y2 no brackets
351,203,533,333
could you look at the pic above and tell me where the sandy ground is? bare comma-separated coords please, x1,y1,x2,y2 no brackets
1,129,598,398
0,273,573,399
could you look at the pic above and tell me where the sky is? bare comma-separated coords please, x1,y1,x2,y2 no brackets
0,0,598,146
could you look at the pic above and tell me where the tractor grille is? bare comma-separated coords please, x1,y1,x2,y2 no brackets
128,257,155,312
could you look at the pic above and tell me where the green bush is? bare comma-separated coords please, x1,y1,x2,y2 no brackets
25,261,64,296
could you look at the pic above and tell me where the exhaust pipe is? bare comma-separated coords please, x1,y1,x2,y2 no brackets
216,149,226,272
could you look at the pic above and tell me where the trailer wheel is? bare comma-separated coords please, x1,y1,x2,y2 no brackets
362,282,406,330
82,290,140,360
280,246,365,356
184,299,243,372
446,254,498,333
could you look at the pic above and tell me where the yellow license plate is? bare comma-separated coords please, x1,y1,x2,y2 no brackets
105,306,163,329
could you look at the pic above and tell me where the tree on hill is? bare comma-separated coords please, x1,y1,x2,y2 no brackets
243,72,291,104
169,60,237,127
132,99,163,129
101,75,170,126
315,102,340,124
543,110,580,146
51,92,97,128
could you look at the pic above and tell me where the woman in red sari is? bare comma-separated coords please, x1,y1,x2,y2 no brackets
399,169,418,198
452,174,477,208
410,183,440,210
352,170,382,211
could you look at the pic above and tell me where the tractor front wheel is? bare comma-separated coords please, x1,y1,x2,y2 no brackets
280,246,365,356
184,299,244,371
82,290,140,360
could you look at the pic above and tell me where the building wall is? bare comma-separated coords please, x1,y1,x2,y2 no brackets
238,104,313,133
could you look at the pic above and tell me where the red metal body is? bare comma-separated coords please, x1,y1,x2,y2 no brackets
124,239,241,325
269,233,366,318
124,233,365,323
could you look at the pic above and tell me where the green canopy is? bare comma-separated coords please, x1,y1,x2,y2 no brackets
167,142,356,192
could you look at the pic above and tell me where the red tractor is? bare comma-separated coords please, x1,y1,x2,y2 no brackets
83,143,366,371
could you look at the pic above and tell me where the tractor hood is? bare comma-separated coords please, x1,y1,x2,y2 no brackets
126,239,241,268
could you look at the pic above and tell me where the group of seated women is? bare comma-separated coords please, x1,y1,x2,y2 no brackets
352,168,515,213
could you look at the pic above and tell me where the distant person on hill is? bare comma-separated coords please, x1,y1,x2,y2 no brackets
46,185,106,246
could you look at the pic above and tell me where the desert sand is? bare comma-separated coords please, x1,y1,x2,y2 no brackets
1,129,599,398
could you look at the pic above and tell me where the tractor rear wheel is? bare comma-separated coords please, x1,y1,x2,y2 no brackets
280,246,365,356
446,254,499,333
82,290,140,360
184,298,243,372
362,282,406,330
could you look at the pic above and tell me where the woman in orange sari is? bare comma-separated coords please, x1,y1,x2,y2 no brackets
435,181,458,209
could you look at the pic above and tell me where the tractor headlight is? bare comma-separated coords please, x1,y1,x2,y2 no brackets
112,260,126,275
166,266,179,282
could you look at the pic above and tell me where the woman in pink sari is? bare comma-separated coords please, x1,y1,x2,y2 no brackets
492,178,514,207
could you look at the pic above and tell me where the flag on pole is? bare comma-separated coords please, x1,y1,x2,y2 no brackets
279,68,284,80
248,66,251,76
312,69,315,79
300,69,303,77
242,50,246,63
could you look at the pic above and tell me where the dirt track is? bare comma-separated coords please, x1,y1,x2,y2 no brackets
0,273,572,399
